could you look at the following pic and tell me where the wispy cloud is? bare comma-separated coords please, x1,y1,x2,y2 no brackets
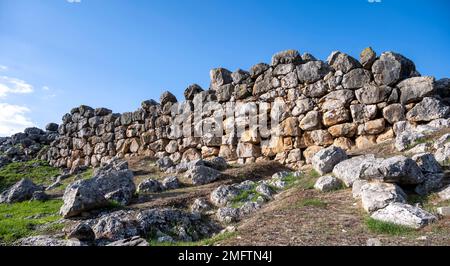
0,76,34,98
67,0,82,3
0,65,7,72
0,103,34,137
42,86,50,91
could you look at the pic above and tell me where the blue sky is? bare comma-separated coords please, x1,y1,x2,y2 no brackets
0,0,449,136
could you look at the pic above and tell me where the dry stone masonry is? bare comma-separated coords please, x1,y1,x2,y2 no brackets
43,47,450,173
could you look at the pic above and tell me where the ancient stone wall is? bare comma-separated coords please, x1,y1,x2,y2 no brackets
46,47,450,171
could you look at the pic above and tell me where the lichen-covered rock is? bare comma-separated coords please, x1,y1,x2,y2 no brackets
161,176,180,190
328,51,362,73
190,198,212,213
67,223,95,241
371,202,436,229
360,47,377,69
342,68,372,89
92,210,140,242
311,146,347,175
332,155,380,187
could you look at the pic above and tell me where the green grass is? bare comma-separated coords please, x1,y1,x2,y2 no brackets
0,160,60,191
406,138,429,150
149,232,238,246
365,217,416,236
0,199,63,244
230,184,263,208
294,198,328,208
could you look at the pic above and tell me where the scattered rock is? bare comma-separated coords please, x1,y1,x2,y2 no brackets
314,175,343,192
371,202,436,229
0,179,43,204
185,165,222,185
360,182,407,213
311,146,347,175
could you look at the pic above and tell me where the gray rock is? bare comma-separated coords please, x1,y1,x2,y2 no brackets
184,84,204,100
299,110,321,131
249,63,270,79
0,179,43,204
412,153,442,174
271,49,302,66
216,84,235,102
397,76,435,104
137,179,163,193
371,156,425,185
204,157,228,171
161,176,180,190
355,83,391,104
406,97,450,122
255,183,274,198
438,186,450,200
350,104,377,123
372,52,416,86
45,123,59,132
434,143,450,166
352,179,369,199
297,61,332,84
314,175,343,192
302,53,317,62
210,68,233,89
210,184,240,207
371,202,436,229
415,173,444,196
185,165,222,185
60,179,108,218
160,91,177,106
332,155,380,187
156,156,175,171
395,131,425,152
216,207,240,223
67,223,95,241
231,69,250,84
17,235,85,246
360,182,407,213
92,210,139,241
311,146,347,175
30,191,49,201
383,104,405,124
190,198,212,213
93,165,136,205
106,236,149,246
342,68,372,89
328,51,362,73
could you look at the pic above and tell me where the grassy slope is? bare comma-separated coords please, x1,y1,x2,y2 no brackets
0,199,63,244
0,160,60,191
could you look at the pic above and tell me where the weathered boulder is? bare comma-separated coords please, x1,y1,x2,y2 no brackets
397,76,435,104
352,179,369,199
60,179,108,218
92,210,139,241
210,184,240,207
271,49,302,66
45,123,59,132
342,68,372,89
249,63,270,78
394,131,425,152
185,165,221,185
314,175,343,192
327,51,361,73
210,68,233,90
17,235,85,246
372,52,416,86
311,146,347,175
355,84,391,104
371,202,436,229
67,223,96,241
204,157,228,171
184,84,204,100
299,110,322,131
156,156,175,171
297,61,331,84
161,176,180,190
216,207,240,223
372,156,425,185
406,97,449,122
332,155,380,187
190,198,212,213
137,179,163,193
360,182,407,213
0,179,43,204
383,104,405,124
93,166,136,205
438,186,450,200
322,107,351,127
160,91,177,106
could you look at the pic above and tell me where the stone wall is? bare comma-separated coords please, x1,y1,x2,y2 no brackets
46,47,450,171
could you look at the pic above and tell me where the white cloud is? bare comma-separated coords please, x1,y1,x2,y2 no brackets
0,76,34,98
42,86,50,91
0,103,34,137
0,65,7,72
67,0,82,3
